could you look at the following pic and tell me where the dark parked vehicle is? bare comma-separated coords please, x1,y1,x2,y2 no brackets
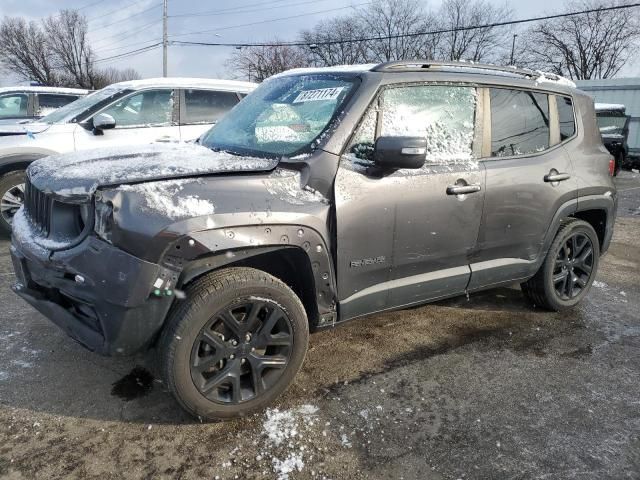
595,103,631,175
10,61,617,420
0,86,88,124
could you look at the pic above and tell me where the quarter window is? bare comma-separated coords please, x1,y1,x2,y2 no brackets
557,96,576,140
183,89,240,124
0,93,28,118
348,85,477,164
490,88,550,157
100,89,173,128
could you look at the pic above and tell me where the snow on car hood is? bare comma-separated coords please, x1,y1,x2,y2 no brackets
27,143,279,201
0,122,51,136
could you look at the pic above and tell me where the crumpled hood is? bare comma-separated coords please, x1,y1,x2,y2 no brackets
27,143,279,202
0,122,50,136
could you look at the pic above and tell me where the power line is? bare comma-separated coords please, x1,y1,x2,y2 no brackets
168,2,372,39
86,0,151,23
91,18,162,47
170,2,640,48
88,3,162,33
168,0,317,18
93,37,162,56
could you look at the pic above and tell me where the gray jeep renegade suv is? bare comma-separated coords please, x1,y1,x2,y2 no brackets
10,61,617,420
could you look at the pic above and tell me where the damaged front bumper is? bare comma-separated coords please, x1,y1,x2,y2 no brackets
10,234,176,356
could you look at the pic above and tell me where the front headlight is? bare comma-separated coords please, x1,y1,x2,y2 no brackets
94,197,114,243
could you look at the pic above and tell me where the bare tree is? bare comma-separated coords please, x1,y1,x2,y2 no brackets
300,16,370,66
521,0,640,79
356,0,442,62
43,10,97,88
437,0,513,63
228,42,308,82
0,17,59,86
91,67,141,89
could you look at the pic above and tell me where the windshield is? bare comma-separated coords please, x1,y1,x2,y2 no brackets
40,87,130,124
596,114,627,134
202,74,358,157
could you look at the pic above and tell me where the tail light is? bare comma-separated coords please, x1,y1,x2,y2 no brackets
609,157,615,176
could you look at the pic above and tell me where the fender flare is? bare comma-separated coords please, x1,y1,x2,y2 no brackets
163,224,338,326
0,152,52,176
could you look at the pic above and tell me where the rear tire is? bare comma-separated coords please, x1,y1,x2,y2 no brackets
159,267,309,420
0,170,26,236
521,219,600,311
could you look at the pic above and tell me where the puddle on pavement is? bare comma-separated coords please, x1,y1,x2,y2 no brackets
111,366,154,401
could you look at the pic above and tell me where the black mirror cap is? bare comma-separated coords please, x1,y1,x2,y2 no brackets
373,136,427,170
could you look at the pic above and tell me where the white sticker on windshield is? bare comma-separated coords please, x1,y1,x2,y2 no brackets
293,87,344,103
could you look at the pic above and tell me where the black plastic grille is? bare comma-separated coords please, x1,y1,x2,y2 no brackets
24,178,52,236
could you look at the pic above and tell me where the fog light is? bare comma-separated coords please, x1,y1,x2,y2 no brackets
75,275,85,284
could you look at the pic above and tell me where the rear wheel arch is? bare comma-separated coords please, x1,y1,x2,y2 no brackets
571,209,607,252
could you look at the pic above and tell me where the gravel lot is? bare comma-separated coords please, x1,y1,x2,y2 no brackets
1,172,639,480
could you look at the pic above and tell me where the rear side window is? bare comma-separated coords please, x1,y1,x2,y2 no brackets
0,93,28,118
490,88,550,157
183,89,239,124
37,94,79,116
556,96,576,140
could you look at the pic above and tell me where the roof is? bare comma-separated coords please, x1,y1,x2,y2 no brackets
271,61,577,91
0,86,89,95
111,77,257,92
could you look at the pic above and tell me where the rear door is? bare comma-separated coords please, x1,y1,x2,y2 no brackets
179,89,241,141
468,88,578,289
74,88,179,149
335,83,486,320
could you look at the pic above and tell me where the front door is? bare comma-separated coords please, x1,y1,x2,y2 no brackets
74,88,179,150
335,83,485,321
468,89,578,289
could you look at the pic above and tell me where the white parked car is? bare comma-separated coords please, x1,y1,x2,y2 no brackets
0,77,257,233
0,86,89,125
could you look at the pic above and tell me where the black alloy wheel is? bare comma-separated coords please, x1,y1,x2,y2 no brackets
190,299,293,404
552,232,595,300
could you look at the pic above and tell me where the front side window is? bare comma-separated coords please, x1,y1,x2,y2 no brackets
0,93,28,118
37,94,79,116
557,96,576,140
40,87,129,124
490,88,550,157
183,89,239,124
100,89,174,128
202,74,358,157
348,85,477,164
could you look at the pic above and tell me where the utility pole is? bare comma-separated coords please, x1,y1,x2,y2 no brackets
509,34,518,66
162,0,168,77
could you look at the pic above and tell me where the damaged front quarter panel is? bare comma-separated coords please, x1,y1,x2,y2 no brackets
97,164,340,327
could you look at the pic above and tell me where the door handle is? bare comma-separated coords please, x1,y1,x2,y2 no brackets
544,172,571,183
446,184,482,195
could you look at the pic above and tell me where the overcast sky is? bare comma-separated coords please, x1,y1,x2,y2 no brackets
1,0,638,86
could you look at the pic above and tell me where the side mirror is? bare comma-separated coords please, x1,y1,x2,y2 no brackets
92,113,116,134
373,136,426,170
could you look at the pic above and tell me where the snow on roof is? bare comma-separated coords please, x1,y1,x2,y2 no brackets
111,77,257,92
534,71,577,89
271,64,379,78
595,102,626,112
0,86,89,95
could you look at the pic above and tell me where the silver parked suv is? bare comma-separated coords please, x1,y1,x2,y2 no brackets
10,61,617,420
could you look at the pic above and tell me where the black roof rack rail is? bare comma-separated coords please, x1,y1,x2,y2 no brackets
370,60,548,81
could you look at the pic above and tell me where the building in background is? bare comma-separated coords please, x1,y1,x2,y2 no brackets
577,78,640,164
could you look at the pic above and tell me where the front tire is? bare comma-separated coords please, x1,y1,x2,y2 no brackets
521,219,600,311
159,267,309,420
0,170,26,236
